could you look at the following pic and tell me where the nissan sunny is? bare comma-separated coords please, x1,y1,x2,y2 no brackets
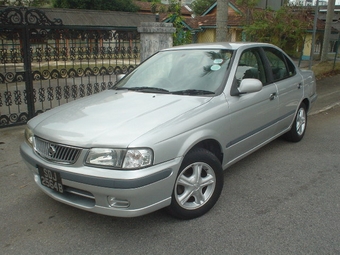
20,43,317,219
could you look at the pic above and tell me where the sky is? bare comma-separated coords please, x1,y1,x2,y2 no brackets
314,0,340,4
290,0,340,4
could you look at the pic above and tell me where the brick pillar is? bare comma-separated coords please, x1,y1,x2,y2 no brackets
138,22,176,62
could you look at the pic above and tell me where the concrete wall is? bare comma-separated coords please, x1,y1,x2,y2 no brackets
138,22,176,62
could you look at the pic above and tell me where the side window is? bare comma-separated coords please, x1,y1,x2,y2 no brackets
264,48,296,82
235,49,267,85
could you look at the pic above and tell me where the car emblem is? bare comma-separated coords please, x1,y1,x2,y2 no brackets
48,144,57,157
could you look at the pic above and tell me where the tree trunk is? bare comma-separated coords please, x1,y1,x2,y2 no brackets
320,0,335,62
216,0,229,42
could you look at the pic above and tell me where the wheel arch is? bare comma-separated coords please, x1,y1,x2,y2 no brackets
302,98,310,112
189,139,224,165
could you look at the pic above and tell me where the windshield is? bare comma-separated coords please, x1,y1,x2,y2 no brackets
114,49,233,95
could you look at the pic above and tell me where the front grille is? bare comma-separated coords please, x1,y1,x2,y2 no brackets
34,137,82,164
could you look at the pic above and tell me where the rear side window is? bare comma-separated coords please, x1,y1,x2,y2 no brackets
264,47,296,82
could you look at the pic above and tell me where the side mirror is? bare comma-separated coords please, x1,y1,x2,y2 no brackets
238,78,262,94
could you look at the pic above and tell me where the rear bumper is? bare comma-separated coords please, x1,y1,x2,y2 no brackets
20,142,181,217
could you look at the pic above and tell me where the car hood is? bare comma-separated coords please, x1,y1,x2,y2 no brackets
29,90,211,148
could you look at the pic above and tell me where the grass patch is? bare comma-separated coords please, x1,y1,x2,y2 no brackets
312,61,340,80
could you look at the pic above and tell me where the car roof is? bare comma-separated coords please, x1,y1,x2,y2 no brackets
161,42,275,51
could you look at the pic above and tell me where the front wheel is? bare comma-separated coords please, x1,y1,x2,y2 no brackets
284,102,307,142
166,148,223,220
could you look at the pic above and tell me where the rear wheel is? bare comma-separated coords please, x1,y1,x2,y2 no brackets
284,102,307,142
167,148,223,220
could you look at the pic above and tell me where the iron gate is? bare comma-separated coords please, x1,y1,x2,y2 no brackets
0,7,140,128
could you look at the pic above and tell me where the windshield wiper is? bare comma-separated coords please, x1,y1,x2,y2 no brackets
117,87,170,94
171,89,215,95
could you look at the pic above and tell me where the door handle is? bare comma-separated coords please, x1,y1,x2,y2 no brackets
298,83,302,89
269,92,277,100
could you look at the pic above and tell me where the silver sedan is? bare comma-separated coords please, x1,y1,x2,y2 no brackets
20,42,317,219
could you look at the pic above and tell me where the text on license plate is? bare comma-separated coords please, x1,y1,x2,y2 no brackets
38,167,64,193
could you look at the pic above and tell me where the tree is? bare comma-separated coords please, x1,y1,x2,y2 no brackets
242,5,311,56
235,0,259,26
0,0,51,6
191,0,215,16
320,0,336,62
52,0,139,12
140,0,161,2
216,0,228,42
167,1,192,45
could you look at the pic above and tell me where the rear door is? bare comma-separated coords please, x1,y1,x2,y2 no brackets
262,47,303,134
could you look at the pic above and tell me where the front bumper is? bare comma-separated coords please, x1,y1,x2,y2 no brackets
20,142,181,217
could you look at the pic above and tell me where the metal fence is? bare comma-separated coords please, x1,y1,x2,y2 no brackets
0,7,140,128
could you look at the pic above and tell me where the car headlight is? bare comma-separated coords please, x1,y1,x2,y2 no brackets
85,148,153,169
122,149,153,169
25,126,34,147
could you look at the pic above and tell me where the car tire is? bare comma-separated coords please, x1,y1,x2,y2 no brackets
166,148,223,220
284,102,307,142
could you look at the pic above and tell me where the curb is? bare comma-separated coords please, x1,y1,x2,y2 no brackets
310,102,340,115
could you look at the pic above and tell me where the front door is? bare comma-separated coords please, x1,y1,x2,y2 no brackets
225,47,279,164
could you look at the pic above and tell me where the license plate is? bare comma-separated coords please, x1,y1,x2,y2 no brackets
38,167,64,193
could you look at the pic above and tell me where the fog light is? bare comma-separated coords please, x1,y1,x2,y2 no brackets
107,196,130,208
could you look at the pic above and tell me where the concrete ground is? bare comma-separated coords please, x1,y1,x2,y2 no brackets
309,74,340,115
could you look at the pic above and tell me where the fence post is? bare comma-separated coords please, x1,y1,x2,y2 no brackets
138,22,176,62
22,27,36,120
